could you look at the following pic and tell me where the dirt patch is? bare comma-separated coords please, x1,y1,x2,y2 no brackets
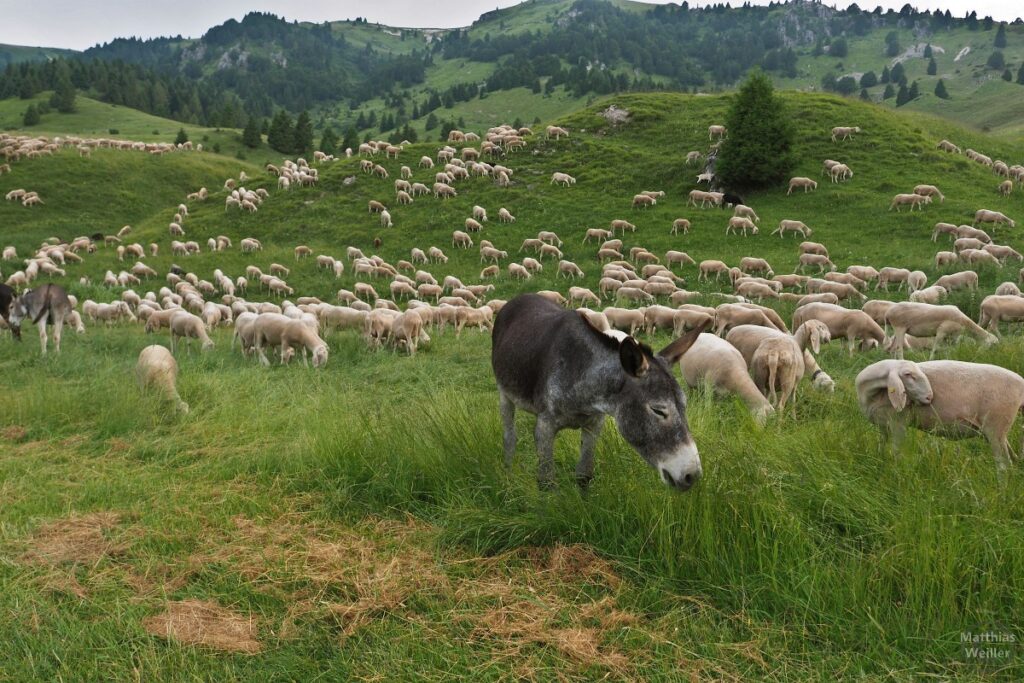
20,512,125,567
600,104,631,125
1,425,28,442
143,599,262,654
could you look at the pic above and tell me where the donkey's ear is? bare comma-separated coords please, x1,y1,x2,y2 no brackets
659,319,710,364
619,336,649,377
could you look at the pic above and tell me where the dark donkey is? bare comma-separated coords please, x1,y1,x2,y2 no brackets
0,283,16,339
7,283,73,354
492,293,708,491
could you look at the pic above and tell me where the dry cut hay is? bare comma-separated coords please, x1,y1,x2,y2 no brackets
142,599,262,654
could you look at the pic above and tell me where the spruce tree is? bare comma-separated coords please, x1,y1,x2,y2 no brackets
1017,63,1024,84
267,111,294,154
342,127,359,153
987,51,1005,70
860,71,878,88
927,58,937,76
715,70,795,190
319,127,338,154
883,83,895,99
22,103,40,126
908,80,920,100
174,128,189,145
242,116,262,148
424,112,439,131
995,23,1007,48
934,79,950,99
50,74,76,113
1003,69,1013,82
895,84,910,106
880,65,891,83
924,43,933,59
293,110,314,154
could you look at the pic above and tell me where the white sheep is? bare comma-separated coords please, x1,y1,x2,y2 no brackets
857,359,1024,469
677,333,774,423
787,177,817,195
136,345,188,413
884,302,997,359
169,311,214,354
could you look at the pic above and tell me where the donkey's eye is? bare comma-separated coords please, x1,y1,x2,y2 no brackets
649,405,669,419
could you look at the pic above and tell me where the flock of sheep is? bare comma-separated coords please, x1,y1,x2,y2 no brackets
2,115,1024,471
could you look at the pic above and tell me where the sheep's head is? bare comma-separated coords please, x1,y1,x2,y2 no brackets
312,345,329,369
887,361,932,411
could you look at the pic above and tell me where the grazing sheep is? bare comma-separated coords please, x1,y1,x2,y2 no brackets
498,207,516,223
979,295,1024,334
936,139,961,154
169,311,214,354
999,180,1013,197
136,345,188,413
698,260,730,282
725,216,758,236
934,270,979,292
914,185,945,203
708,125,727,139
875,267,912,291
793,302,885,354
733,204,759,223
787,177,817,195
884,302,997,359
558,260,584,279
909,285,947,304
889,193,931,212
632,194,657,208
665,251,696,268
932,222,959,241
677,333,774,423
974,209,1015,229
610,219,636,234
856,359,1024,469
907,270,928,293
568,286,601,308
550,172,576,187
739,257,774,277
829,164,853,183
747,323,829,415
831,126,861,142
773,219,812,238
798,253,836,273
984,244,1024,263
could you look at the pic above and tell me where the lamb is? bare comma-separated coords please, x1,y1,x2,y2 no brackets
913,185,945,203
136,345,189,414
773,219,812,237
792,302,885,354
856,359,1024,469
380,210,393,228
725,216,758,236
831,126,861,142
676,333,774,423
787,177,817,195
934,270,978,292
169,311,214,354
974,209,1015,228
884,302,997,359
889,193,931,212
550,172,576,187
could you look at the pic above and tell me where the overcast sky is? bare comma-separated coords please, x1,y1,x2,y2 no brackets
0,0,1020,51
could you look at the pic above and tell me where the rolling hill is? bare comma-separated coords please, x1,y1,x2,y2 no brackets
3,88,1024,678
2,0,1023,149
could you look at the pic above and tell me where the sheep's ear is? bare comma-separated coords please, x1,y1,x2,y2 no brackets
619,337,649,377
887,368,907,412
810,329,822,355
659,319,710,365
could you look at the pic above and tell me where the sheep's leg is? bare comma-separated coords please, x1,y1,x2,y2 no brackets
576,416,605,490
534,416,558,489
500,391,517,467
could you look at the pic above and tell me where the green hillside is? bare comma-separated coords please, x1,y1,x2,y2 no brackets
0,94,253,158
0,43,77,68
3,91,1024,679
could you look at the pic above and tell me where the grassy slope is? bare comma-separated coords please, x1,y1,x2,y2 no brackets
0,43,78,67
2,91,1024,678
0,94,253,158
775,22,1024,135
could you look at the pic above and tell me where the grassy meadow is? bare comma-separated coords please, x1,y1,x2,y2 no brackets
2,91,1024,679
